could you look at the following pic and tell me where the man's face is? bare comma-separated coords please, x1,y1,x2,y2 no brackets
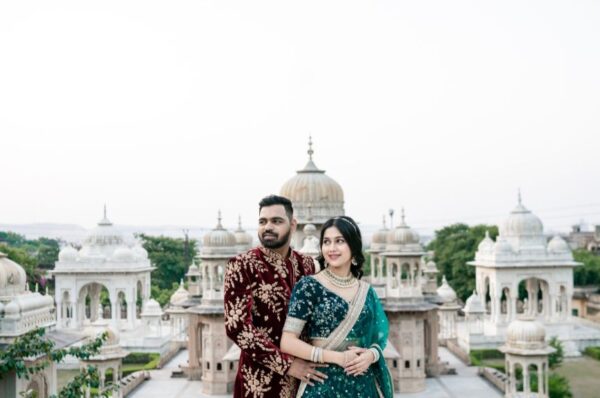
258,205,296,250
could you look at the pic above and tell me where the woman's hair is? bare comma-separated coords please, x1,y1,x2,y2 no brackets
316,216,365,279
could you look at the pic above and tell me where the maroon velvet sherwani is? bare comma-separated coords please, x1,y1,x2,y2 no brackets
224,246,315,398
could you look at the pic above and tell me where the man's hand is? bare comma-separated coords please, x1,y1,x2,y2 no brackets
287,358,328,386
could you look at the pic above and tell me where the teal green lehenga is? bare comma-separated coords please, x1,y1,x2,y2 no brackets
283,275,394,398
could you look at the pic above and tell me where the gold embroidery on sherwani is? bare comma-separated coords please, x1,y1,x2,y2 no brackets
242,364,273,398
264,353,290,375
224,258,244,290
254,281,286,321
225,296,247,330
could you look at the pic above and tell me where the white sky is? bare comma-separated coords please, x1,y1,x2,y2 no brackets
1,0,599,234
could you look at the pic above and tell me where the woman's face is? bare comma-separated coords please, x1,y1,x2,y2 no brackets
321,226,352,269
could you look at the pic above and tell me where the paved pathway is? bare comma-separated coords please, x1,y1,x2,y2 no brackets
129,347,502,398
400,348,502,398
128,350,227,398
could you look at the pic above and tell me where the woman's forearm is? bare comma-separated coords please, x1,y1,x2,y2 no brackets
281,332,343,365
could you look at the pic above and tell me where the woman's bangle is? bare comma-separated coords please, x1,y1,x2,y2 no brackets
368,347,380,363
310,346,324,363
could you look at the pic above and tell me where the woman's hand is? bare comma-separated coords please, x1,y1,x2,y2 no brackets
344,346,374,376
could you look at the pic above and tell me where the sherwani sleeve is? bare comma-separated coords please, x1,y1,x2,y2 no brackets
224,256,294,376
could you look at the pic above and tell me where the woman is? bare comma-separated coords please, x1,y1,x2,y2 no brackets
281,216,393,398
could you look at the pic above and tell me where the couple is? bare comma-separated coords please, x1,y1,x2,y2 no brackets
224,195,393,398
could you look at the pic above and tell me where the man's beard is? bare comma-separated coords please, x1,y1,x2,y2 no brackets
259,229,292,250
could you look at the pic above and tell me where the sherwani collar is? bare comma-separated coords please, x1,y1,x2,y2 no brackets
258,246,299,281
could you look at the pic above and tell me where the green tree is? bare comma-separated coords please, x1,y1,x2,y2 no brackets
0,231,61,285
137,234,198,291
572,249,600,287
548,337,564,369
427,223,499,302
151,282,181,307
0,328,113,398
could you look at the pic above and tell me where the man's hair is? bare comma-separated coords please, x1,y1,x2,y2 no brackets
258,195,294,221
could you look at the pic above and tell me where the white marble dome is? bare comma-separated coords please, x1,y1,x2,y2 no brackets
386,210,421,251
133,245,149,259
303,223,317,237
464,291,485,314
141,299,163,317
494,238,513,254
279,138,345,224
233,216,253,247
201,212,238,257
203,214,236,248
112,247,135,262
58,246,78,262
501,201,543,238
499,195,547,252
477,231,495,253
437,276,457,303
186,261,201,277
170,281,190,306
371,216,389,251
280,167,344,204
0,252,27,297
424,260,438,274
387,225,420,245
548,235,569,253
84,212,125,247
506,317,546,350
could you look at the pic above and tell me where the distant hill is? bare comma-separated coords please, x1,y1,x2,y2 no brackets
0,223,213,244
0,223,433,248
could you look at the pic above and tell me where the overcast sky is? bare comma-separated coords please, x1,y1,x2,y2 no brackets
1,0,599,235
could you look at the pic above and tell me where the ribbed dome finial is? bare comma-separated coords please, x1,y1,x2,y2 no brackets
308,135,314,161
400,207,406,226
382,214,386,229
518,188,522,205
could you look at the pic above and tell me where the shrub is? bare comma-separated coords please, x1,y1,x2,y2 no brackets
469,349,504,366
123,353,159,365
584,346,600,361
548,337,564,369
548,373,573,398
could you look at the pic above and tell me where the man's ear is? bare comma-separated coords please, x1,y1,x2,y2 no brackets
290,217,298,233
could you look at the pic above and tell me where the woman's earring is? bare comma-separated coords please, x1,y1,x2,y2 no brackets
351,258,358,266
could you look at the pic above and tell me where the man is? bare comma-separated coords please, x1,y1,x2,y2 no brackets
224,195,326,398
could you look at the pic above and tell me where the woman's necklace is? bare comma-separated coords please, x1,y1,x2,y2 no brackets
323,267,357,288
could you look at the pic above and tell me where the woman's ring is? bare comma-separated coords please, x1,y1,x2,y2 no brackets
306,373,311,380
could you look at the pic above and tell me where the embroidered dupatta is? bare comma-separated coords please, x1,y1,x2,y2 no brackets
294,280,394,398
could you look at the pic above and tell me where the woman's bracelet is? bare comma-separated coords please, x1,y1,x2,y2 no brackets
310,346,324,363
368,347,380,363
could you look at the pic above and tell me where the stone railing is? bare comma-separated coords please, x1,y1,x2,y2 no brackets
446,338,471,365
122,370,150,397
157,341,185,369
479,367,507,393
